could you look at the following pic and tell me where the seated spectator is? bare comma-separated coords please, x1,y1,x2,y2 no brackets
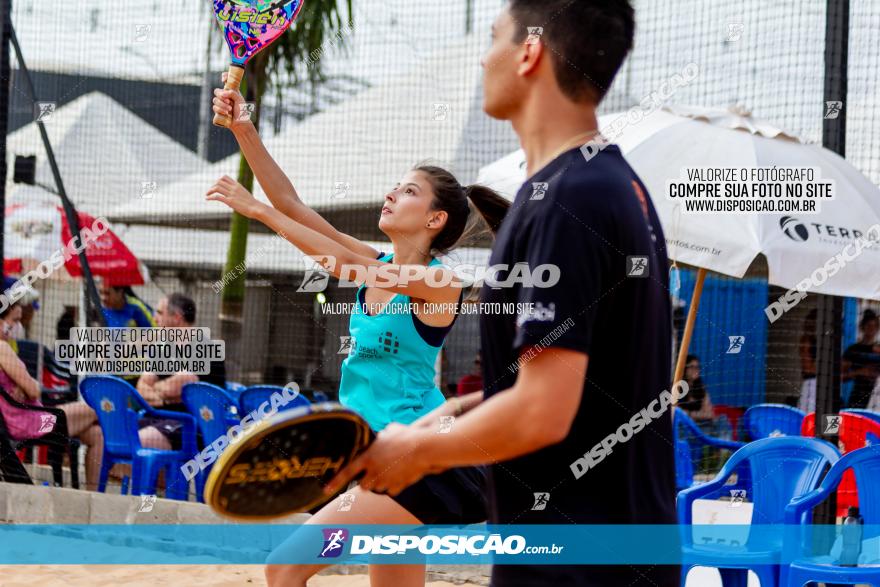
1,277,39,340
0,303,58,438
100,282,155,328
456,351,482,397
56,305,77,341
842,309,880,409
678,354,714,422
0,280,104,487
0,302,94,485
99,281,155,387
137,294,226,451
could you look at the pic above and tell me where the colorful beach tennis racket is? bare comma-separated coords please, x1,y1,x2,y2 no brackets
205,403,374,520
211,0,306,127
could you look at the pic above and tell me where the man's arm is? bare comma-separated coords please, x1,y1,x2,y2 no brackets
327,348,587,495
417,348,585,465
153,372,200,405
136,373,162,407
409,391,484,430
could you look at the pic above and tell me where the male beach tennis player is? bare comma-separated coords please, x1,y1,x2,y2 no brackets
327,1,679,585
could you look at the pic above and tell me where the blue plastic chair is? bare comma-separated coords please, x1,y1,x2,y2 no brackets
783,444,880,586
310,390,330,403
674,408,745,490
225,381,246,395
679,436,840,587
843,409,880,426
80,376,197,500
181,382,240,502
238,385,310,417
742,404,806,440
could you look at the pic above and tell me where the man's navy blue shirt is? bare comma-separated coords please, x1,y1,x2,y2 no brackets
479,144,678,586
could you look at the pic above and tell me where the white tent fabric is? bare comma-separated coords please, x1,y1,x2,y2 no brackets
6,92,207,212
107,36,519,225
477,105,880,300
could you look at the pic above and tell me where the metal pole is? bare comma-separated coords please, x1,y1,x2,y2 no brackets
0,0,11,276
197,23,214,159
8,25,105,326
813,0,849,528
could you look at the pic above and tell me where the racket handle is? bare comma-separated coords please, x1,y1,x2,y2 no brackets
213,65,245,128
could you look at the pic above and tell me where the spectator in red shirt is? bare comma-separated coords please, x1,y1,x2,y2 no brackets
456,352,482,396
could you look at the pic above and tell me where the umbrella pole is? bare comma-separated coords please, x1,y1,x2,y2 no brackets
673,268,707,399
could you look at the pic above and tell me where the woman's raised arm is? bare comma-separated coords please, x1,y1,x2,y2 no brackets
213,77,378,260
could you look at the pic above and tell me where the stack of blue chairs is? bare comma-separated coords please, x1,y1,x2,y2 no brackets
80,375,196,499
783,445,880,586
678,436,840,587
181,381,240,502
674,408,745,491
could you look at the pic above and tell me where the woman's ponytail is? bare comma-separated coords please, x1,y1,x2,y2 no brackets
464,184,510,235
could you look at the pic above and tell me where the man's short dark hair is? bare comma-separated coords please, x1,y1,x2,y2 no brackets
508,0,635,103
167,293,196,324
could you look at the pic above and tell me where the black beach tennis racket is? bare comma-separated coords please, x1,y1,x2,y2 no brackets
205,403,374,520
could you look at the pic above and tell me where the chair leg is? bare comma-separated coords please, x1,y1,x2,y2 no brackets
0,435,32,484
132,457,160,496
753,565,779,587
68,440,80,489
719,567,749,587
680,564,694,587
97,455,112,493
46,443,64,487
164,464,188,501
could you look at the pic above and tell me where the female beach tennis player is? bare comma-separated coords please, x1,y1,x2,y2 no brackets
210,78,508,587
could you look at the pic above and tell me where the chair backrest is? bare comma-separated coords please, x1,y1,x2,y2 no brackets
802,411,880,517
308,390,330,403
743,404,806,440
712,405,744,440
225,381,246,395
673,409,700,489
79,376,146,457
673,409,746,490
802,412,880,452
843,409,880,426
674,435,695,490
742,437,839,524
813,445,880,532
14,340,40,379
239,385,310,417
182,382,238,446
42,347,73,387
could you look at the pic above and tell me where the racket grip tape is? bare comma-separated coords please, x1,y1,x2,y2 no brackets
213,65,246,128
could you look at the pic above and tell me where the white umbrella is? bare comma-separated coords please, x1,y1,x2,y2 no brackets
477,105,880,382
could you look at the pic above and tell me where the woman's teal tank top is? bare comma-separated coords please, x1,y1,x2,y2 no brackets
338,254,450,431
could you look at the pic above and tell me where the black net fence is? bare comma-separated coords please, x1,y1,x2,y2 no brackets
0,0,877,497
